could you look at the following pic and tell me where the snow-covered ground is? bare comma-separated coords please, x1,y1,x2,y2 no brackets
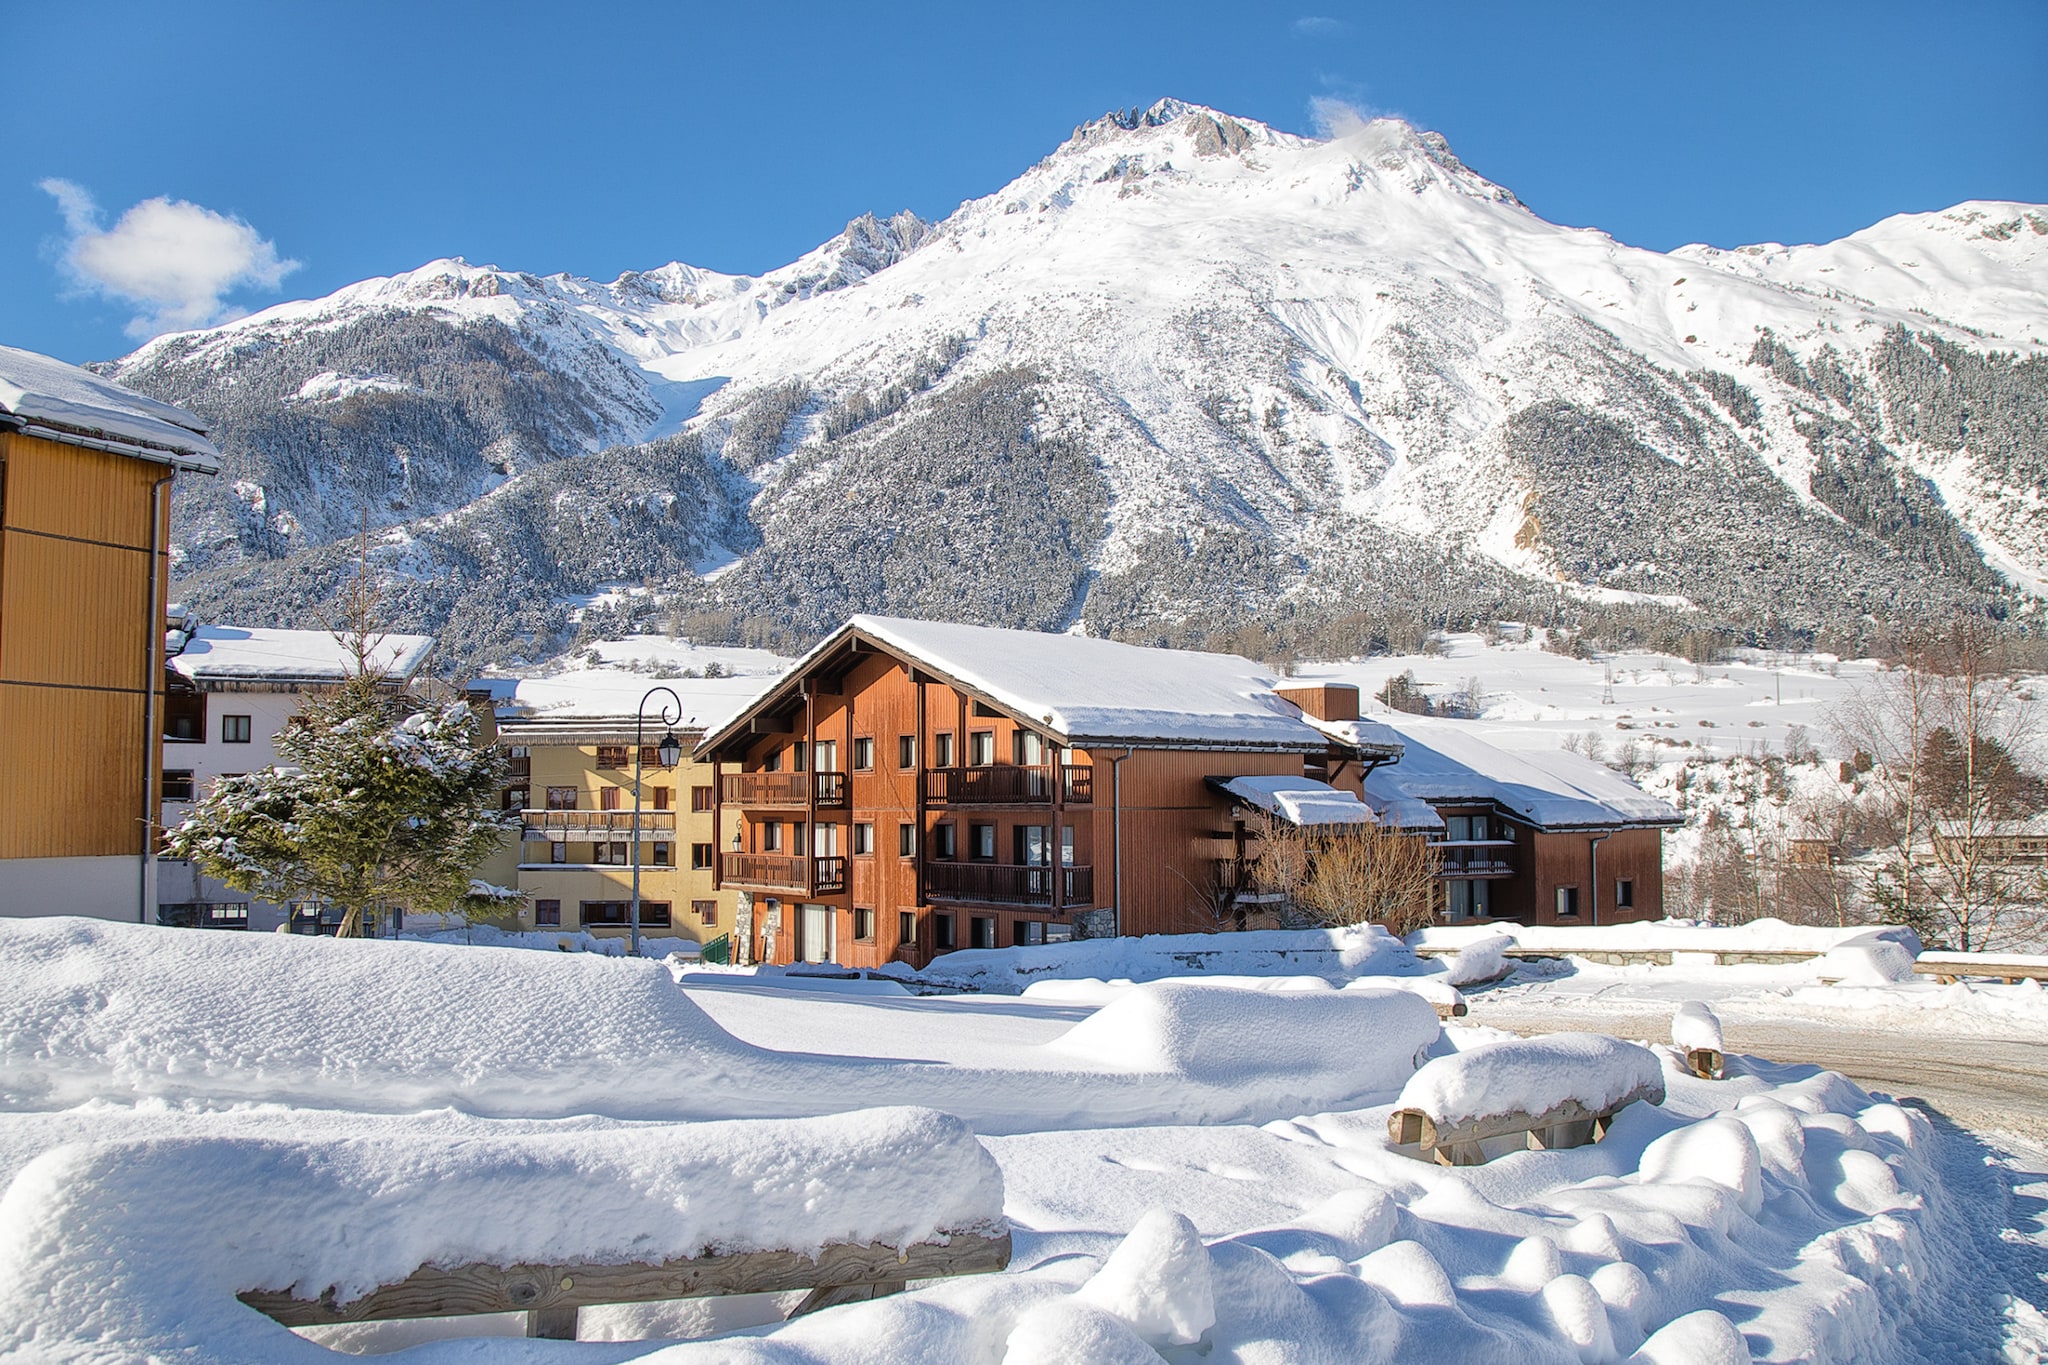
4,917,2044,1362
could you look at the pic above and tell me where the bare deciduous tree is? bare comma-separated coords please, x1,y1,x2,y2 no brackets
1242,810,1443,935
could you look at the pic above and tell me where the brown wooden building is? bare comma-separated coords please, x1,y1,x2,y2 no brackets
695,616,1381,968
0,344,219,919
1350,706,1683,927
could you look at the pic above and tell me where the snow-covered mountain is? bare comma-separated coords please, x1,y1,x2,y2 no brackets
108,100,2048,666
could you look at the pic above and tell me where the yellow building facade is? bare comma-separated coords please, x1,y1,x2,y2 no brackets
489,714,733,946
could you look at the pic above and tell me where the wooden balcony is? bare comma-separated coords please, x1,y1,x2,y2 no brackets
504,754,531,778
521,809,676,842
1439,856,1515,880
719,772,849,809
924,862,1093,907
719,852,848,896
923,764,1093,806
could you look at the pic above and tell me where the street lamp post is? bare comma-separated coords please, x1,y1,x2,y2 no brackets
631,686,687,958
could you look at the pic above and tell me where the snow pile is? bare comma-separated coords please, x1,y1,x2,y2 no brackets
894,924,1418,993
1443,932,1515,986
1214,774,1375,827
1671,1001,1724,1053
1412,916,1921,958
1050,983,1438,1095
1816,940,1918,985
1071,1208,1215,1347
1398,1032,1666,1127
0,1108,1003,1364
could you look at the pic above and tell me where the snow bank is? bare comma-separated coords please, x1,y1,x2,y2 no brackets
1671,1002,1724,1053
1816,940,1917,985
1050,983,1439,1097
895,924,1417,993
1411,916,1920,957
1398,1032,1665,1127
0,1108,1002,1364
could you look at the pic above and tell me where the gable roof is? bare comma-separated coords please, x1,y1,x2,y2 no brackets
1359,716,1681,832
0,344,220,472
699,615,1336,755
1209,775,1377,828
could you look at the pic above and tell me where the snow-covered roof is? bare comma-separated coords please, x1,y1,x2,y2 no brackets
1361,717,1681,831
706,615,1335,751
488,669,770,734
1211,776,1376,828
169,626,435,686
0,343,220,472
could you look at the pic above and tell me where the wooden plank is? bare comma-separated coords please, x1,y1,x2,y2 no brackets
240,1231,1011,1326
1912,956,2048,982
1685,1047,1725,1080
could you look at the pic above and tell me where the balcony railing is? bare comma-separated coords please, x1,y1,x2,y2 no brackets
924,764,1093,806
924,861,1093,907
521,809,676,841
504,755,531,778
719,771,849,809
1439,856,1515,879
719,852,848,895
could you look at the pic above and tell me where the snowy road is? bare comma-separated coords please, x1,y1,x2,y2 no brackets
1468,999,2048,1142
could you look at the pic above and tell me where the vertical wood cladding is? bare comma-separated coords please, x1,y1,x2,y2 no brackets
0,433,168,859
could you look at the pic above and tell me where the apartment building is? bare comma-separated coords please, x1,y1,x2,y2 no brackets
695,615,1379,969
157,617,437,929
0,345,218,919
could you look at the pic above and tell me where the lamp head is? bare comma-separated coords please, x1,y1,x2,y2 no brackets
658,730,682,768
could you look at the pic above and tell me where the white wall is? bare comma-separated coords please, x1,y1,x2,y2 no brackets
0,856,146,921
159,690,306,929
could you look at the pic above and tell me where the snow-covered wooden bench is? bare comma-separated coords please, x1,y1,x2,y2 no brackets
241,1231,1013,1339
1672,1001,1724,1080
1388,1034,1665,1167
1911,950,2048,985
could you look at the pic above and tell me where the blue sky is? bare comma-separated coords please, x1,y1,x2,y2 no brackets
7,0,2043,363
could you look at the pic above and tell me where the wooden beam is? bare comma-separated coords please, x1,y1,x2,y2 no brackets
750,715,794,735
240,1232,1012,1327
1387,1084,1658,1166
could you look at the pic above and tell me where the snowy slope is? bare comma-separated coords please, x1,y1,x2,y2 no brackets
110,100,2048,662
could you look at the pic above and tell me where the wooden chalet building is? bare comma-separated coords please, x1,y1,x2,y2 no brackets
0,344,218,920
1351,713,1683,925
696,616,1378,968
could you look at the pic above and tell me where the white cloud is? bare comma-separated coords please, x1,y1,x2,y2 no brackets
38,178,300,339
1309,94,1374,139
1291,16,1348,36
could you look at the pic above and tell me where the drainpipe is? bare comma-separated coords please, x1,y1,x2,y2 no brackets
1108,750,1129,938
140,472,174,925
1588,832,1611,926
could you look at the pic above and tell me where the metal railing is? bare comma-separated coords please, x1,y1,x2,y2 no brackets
520,809,677,841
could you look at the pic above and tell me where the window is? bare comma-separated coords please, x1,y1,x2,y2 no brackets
933,912,956,948
653,841,672,867
550,841,567,864
601,786,621,811
504,788,527,811
641,901,672,928
691,785,714,812
579,901,671,927
1014,825,1049,866
971,915,996,949
640,744,670,769
1014,920,1045,946
534,899,561,927
761,822,781,852
792,741,808,772
595,841,630,866
1615,879,1636,909
898,823,916,858
934,732,956,768
933,822,957,860
852,736,874,771
854,907,876,942
763,748,781,773
161,770,196,801
1448,880,1490,920
899,910,917,943
652,785,672,811
898,735,917,769
221,714,252,744
694,899,718,925
546,787,579,810
691,842,714,870
852,822,874,855
1013,731,1046,765
969,730,995,766
597,745,628,769
813,740,835,771
1555,886,1581,917
970,823,996,861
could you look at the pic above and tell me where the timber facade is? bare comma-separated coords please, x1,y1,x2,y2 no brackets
0,349,218,920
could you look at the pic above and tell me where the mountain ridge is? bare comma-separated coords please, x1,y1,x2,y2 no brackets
102,101,2048,668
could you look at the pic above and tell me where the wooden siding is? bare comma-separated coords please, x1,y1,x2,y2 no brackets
0,432,169,859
